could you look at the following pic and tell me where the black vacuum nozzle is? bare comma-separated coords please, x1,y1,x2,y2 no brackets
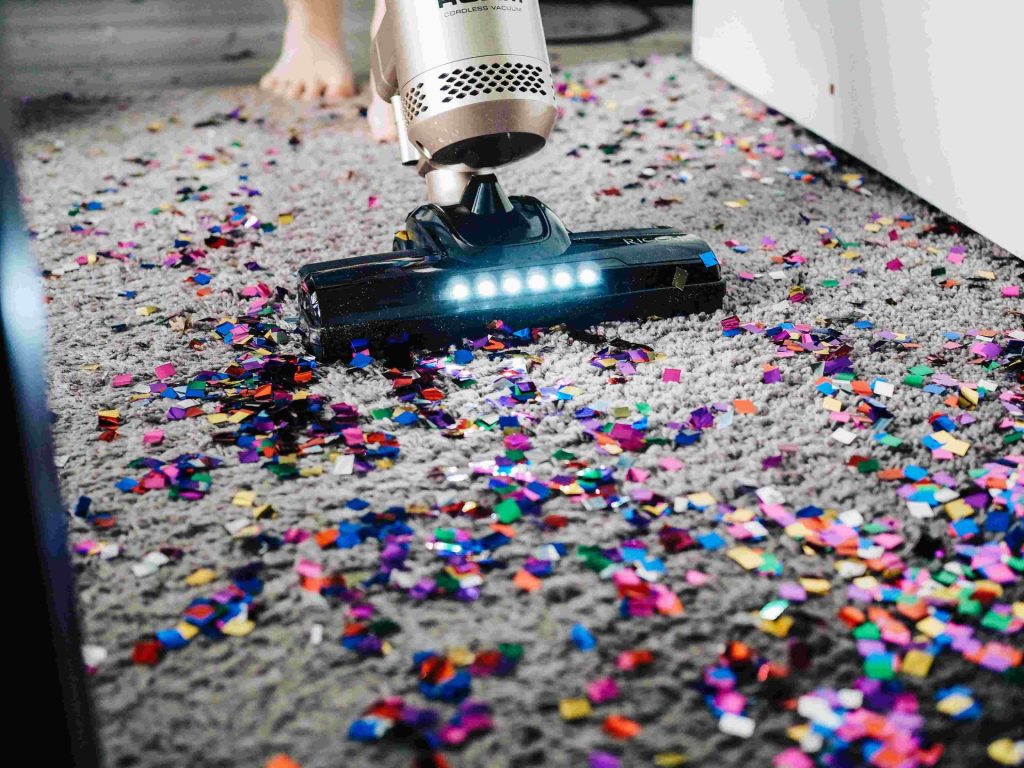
297,182,724,360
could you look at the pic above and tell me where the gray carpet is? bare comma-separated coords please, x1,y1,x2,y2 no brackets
16,56,1024,768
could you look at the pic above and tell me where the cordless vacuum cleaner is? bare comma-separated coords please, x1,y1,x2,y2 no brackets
297,0,725,360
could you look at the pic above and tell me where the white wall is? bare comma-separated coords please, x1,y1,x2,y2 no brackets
693,0,1024,258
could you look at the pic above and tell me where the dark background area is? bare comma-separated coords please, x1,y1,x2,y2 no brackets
2,0,692,96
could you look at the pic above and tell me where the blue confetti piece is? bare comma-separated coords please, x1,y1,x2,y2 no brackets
394,410,418,426
350,353,373,369
699,250,718,268
698,531,725,550
571,623,596,651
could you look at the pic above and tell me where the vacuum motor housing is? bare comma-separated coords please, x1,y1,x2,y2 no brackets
379,0,558,170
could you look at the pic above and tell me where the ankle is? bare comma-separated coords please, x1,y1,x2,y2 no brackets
284,0,342,39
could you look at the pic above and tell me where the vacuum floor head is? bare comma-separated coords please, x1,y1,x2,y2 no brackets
298,176,724,360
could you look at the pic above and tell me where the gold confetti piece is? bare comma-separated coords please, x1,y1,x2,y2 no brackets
901,649,933,678
786,723,810,743
559,698,592,721
278,213,295,226
232,490,256,507
220,618,255,637
760,614,793,637
687,491,717,508
936,694,974,717
97,409,120,419
176,622,201,641
822,397,843,412
654,754,687,767
943,499,974,520
852,575,880,591
799,577,831,595
987,739,1024,766
727,546,763,571
254,504,276,520
784,522,810,540
136,305,159,316
448,647,475,667
185,568,218,587
724,199,749,208
207,413,230,425
915,616,946,638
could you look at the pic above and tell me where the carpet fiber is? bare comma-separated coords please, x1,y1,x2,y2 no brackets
17,56,1024,768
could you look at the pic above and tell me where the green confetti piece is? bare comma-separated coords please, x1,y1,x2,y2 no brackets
370,618,401,637
864,656,895,680
498,642,525,660
435,571,460,593
903,374,925,388
957,598,982,617
494,498,522,524
853,622,880,640
434,528,458,543
981,611,1012,632
857,458,880,474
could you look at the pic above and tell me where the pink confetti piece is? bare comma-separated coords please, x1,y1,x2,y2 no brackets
662,368,681,383
154,362,176,380
142,430,164,446
112,374,133,388
659,456,684,472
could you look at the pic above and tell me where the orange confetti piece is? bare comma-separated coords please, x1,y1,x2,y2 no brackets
513,569,542,592
603,714,642,740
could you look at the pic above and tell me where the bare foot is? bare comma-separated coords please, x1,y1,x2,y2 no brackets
367,90,398,142
260,0,355,103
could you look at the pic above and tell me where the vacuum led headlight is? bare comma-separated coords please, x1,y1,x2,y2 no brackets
551,268,574,290
474,274,498,298
501,272,523,295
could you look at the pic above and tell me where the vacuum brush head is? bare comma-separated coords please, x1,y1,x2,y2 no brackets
298,177,725,360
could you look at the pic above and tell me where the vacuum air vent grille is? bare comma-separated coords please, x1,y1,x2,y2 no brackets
401,82,428,123
437,61,549,104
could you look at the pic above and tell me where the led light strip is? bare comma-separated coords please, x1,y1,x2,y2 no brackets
446,264,600,301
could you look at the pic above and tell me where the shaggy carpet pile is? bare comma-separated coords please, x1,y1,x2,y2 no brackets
16,55,1023,768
